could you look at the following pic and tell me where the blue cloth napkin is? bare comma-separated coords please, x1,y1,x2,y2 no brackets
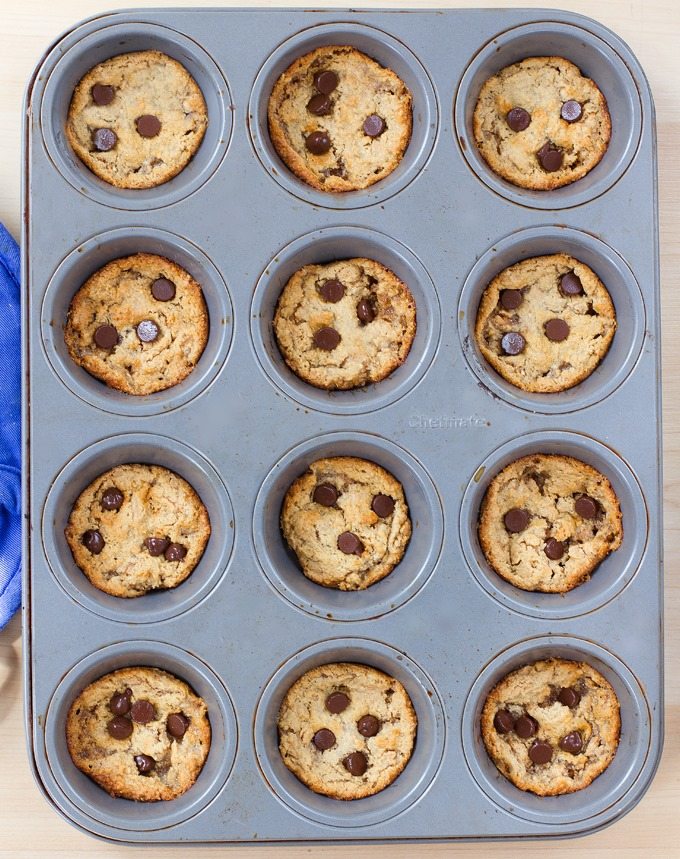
0,223,21,628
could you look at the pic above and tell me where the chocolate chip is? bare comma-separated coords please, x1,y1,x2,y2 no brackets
164,543,187,562
503,507,530,533
144,536,170,557
561,100,583,123
575,495,599,519
356,298,376,324
493,709,515,734
313,483,338,506
501,332,525,355
166,712,190,738
314,70,338,94
506,107,531,131
544,538,565,560
135,114,161,138
537,142,563,172
514,715,538,739
557,686,581,708
151,278,176,301
313,326,340,350
137,319,159,343
372,494,394,518
107,716,133,739
134,754,155,774
312,728,336,750
93,324,118,349
82,529,104,555
92,128,117,151
544,318,570,342
500,289,523,310
559,271,584,296
319,278,345,302
363,114,386,137
559,731,583,754
337,531,364,555
101,487,124,511
108,688,132,716
325,692,349,714
91,84,115,106
343,751,368,776
305,130,331,154
357,714,381,737
529,740,553,765
307,94,332,116
130,699,156,724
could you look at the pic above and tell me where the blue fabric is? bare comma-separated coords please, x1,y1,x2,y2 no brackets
0,224,21,627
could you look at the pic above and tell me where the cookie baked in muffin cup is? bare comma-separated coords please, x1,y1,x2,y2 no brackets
268,45,412,192
473,56,611,190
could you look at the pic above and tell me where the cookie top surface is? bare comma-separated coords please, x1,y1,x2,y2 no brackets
281,456,411,591
278,662,417,800
66,666,211,801
267,45,413,192
273,257,416,390
473,56,611,190
65,463,211,598
66,50,208,189
64,252,209,396
481,658,620,796
479,453,623,593
474,254,616,393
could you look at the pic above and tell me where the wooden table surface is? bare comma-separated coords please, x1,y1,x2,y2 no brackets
1,1,678,856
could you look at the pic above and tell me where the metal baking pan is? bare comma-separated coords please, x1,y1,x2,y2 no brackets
22,6,662,844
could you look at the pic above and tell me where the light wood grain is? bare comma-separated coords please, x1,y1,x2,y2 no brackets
2,1,678,855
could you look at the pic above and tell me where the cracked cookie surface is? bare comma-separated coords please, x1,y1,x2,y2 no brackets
64,252,209,396
474,254,616,393
273,257,416,390
268,45,412,192
278,662,417,799
281,456,411,590
65,463,211,598
478,453,622,593
66,666,211,801
481,658,620,796
66,50,208,189
473,56,611,190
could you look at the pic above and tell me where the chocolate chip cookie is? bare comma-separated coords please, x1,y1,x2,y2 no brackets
278,662,417,800
281,456,411,591
474,254,616,393
481,658,620,796
268,45,412,192
473,57,611,190
66,666,211,801
66,50,208,189
273,258,416,390
65,464,211,598
478,453,623,593
64,253,208,396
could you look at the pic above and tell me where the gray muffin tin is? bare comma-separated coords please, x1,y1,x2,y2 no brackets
21,6,662,845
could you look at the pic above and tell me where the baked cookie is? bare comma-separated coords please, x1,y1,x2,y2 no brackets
65,464,211,598
473,56,611,190
66,50,207,189
66,666,211,801
64,253,208,396
478,453,622,593
278,662,417,800
481,658,620,796
474,254,616,393
273,258,416,390
281,456,411,591
268,45,412,192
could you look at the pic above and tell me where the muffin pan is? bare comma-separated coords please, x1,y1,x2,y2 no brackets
22,8,661,844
